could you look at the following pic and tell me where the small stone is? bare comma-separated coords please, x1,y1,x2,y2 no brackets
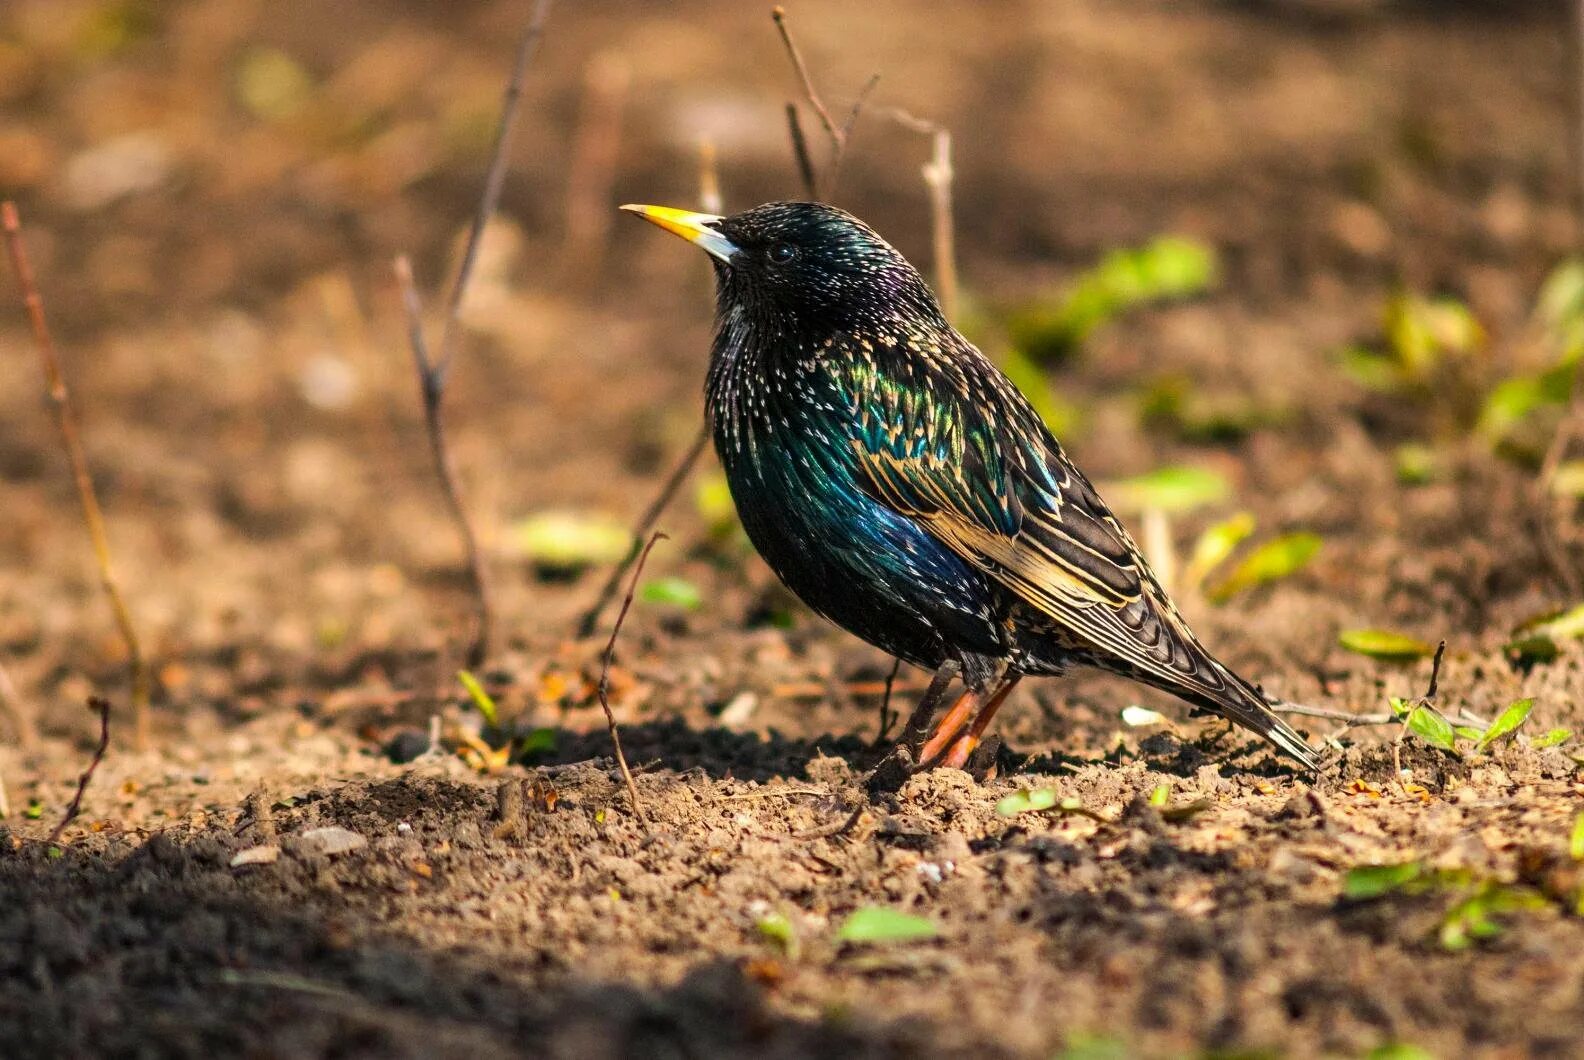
230,845,280,868
385,729,431,764
298,827,367,856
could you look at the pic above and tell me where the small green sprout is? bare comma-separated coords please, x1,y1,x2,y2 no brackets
639,576,703,611
1206,532,1322,604
756,911,799,958
1102,466,1230,515
1008,236,1218,364
1473,698,1533,753
1183,511,1255,590
1338,629,1435,662
457,670,499,729
835,906,938,945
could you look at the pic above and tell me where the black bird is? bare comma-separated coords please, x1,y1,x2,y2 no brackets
622,201,1318,772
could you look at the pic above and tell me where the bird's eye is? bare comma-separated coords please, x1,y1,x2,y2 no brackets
767,242,798,265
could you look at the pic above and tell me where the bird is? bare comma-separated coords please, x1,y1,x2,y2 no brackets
621,200,1319,773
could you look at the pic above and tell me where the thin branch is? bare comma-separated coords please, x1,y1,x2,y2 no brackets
575,423,709,638
394,0,552,668
394,256,496,669
870,657,903,747
0,654,34,749
783,102,819,200
771,6,839,143
884,108,959,323
46,696,111,846
598,532,666,824
770,6,878,198
826,73,880,193
434,0,554,378
1271,641,1485,732
1,202,150,750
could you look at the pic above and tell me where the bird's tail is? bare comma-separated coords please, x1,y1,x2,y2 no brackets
1167,664,1320,772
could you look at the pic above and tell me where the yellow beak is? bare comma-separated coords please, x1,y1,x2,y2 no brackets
620,204,738,263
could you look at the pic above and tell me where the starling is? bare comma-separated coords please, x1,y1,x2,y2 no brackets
622,201,1319,772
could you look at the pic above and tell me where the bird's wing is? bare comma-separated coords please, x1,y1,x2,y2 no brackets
846,355,1242,704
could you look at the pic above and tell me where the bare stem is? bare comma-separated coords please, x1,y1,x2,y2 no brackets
885,109,959,323
46,696,111,846
783,102,819,200
395,0,553,667
575,424,709,638
770,6,878,198
598,532,665,824
394,256,496,669
1,202,150,750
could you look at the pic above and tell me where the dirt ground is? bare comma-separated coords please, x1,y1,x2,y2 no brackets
3,1,1584,1056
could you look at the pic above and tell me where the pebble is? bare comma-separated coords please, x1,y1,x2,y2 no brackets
298,826,368,855
230,845,280,867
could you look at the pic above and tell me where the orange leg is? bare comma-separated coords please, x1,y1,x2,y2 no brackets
939,675,1023,769
917,689,980,765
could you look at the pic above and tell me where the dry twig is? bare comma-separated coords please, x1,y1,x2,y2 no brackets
770,6,879,199
394,0,553,668
575,425,709,638
46,696,111,846
597,531,665,824
2,202,150,749
885,107,959,322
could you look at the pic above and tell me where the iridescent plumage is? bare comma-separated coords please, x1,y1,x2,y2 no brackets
628,201,1318,771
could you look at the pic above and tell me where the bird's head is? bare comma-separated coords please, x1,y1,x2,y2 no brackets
621,201,943,334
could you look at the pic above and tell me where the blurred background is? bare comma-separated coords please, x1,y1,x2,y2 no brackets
0,0,1580,747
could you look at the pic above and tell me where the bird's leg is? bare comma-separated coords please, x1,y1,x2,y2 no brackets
895,661,960,755
937,674,1023,770
916,689,981,765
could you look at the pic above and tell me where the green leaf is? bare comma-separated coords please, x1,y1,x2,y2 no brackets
1406,704,1457,753
235,47,313,122
1184,511,1255,588
1570,811,1584,862
1344,862,1423,899
639,576,703,611
24,799,42,820
1534,728,1572,749
512,511,632,571
1368,1044,1436,1060
1336,345,1406,392
756,912,799,957
1393,443,1437,486
1147,783,1170,807
1506,604,1584,666
1475,698,1534,752
1477,364,1575,444
1388,696,1413,719
1054,1035,1133,1060
1537,258,1584,362
1009,236,1218,363
694,472,738,535
1550,460,1584,498
518,727,557,756
995,788,1059,817
457,670,499,728
1207,532,1322,603
1338,628,1435,662
1103,466,1231,515
836,906,938,945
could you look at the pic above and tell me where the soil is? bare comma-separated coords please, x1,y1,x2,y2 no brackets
2,1,1584,1057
